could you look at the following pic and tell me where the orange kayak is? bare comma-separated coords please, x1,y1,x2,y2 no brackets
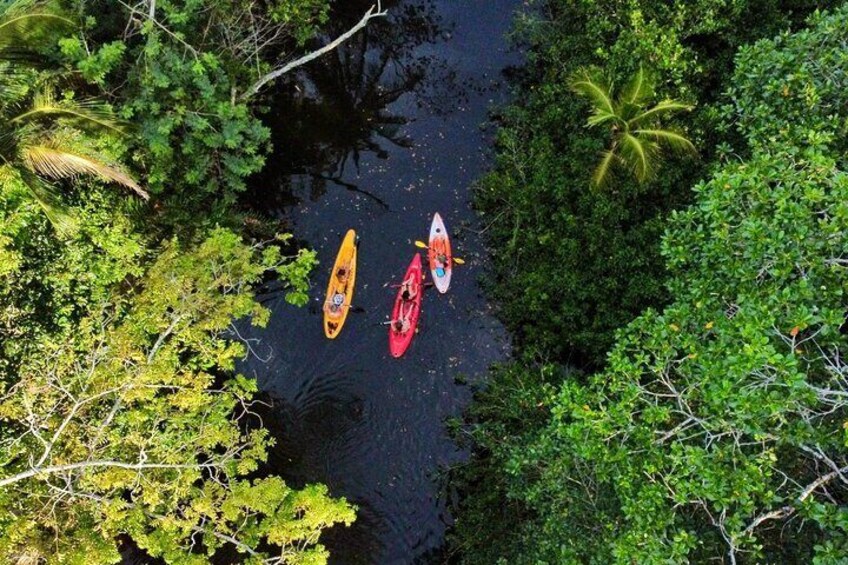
323,229,357,338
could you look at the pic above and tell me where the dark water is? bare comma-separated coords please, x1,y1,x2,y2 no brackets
238,1,519,563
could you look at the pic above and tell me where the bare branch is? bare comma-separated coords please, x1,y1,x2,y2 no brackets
240,2,387,100
0,459,217,488
147,314,183,363
743,463,848,537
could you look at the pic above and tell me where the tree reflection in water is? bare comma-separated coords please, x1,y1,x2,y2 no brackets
252,0,456,213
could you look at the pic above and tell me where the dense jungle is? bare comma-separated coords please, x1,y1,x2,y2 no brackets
1,1,847,564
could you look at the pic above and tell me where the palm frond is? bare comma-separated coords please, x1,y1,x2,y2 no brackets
23,145,148,199
586,110,618,128
569,68,615,120
0,7,74,64
0,58,31,81
633,128,697,155
0,61,35,106
620,133,655,182
619,65,654,107
17,167,77,234
628,99,693,127
12,88,128,134
592,150,619,188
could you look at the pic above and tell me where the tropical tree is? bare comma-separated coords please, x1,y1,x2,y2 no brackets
0,84,147,229
570,66,695,187
0,228,354,564
0,1,145,232
452,8,848,562
0,0,72,68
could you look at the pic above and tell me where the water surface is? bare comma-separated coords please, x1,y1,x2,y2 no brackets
242,2,519,561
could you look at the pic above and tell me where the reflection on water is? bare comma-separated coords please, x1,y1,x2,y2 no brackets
252,0,458,212
244,0,520,563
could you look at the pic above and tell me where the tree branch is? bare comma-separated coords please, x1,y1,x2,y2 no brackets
48,488,266,561
743,463,848,536
240,2,387,100
147,314,183,363
0,459,216,488
119,0,199,58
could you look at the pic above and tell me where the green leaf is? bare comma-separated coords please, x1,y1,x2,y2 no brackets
569,68,615,119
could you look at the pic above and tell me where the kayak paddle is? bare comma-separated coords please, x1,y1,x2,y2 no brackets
414,240,466,264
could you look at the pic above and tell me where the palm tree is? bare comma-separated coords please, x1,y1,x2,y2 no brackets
0,1,146,232
0,1,73,66
570,66,696,187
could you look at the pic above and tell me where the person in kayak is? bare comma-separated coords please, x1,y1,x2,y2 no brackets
337,265,350,286
326,264,351,316
392,302,414,333
325,291,345,316
434,252,448,277
431,237,449,277
400,274,418,301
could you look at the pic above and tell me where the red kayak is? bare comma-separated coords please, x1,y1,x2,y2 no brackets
389,254,423,358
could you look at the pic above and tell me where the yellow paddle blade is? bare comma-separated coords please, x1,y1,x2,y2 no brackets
414,240,429,249
453,257,466,265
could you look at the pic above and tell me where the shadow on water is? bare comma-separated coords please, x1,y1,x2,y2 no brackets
249,0,460,214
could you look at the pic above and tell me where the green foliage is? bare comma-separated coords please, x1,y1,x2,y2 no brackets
503,144,848,563
0,179,147,378
0,229,339,564
570,65,695,186
0,1,350,563
58,37,125,85
2,87,146,226
0,0,74,64
59,0,332,226
0,2,144,231
723,7,848,156
517,0,837,98
447,364,567,564
266,0,330,44
456,5,848,563
115,29,269,205
477,0,839,367
476,79,691,366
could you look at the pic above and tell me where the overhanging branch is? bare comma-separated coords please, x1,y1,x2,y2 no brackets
240,2,387,100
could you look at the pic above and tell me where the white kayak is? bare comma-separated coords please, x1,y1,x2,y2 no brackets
428,212,452,293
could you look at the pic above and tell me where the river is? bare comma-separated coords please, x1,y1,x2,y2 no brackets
239,1,519,562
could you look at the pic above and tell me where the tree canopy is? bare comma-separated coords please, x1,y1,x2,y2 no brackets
0,230,352,564
0,1,366,562
472,0,834,366
451,3,848,564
